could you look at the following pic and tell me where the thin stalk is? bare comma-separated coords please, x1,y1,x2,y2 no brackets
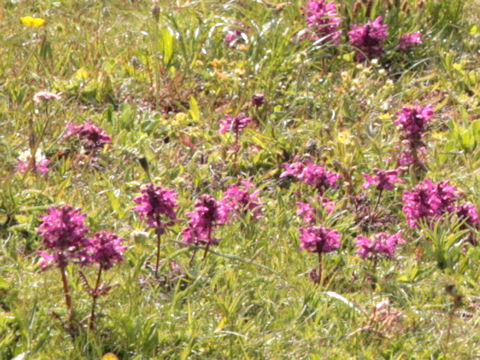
372,188,383,215
60,266,74,324
188,248,198,266
203,225,213,260
155,230,162,277
317,251,323,285
89,266,103,330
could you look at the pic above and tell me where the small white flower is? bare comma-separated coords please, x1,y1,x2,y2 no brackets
33,91,60,103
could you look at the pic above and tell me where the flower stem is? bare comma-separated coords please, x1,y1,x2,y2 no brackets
89,266,103,331
60,266,74,324
155,230,162,278
203,225,213,260
372,188,383,215
317,252,323,285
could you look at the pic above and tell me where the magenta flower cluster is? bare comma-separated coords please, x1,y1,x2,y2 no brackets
224,29,243,46
297,197,335,224
455,203,480,228
84,231,127,270
181,194,229,246
399,32,423,52
219,181,264,219
15,149,50,175
64,119,111,151
348,16,389,61
363,168,403,191
394,105,433,166
219,113,252,136
402,179,460,228
299,225,341,254
38,205,125,269
281,160,341,194
181,182,263,250
355,232,405,260
302,0,342,44
38,206,89,269
133,183,178,235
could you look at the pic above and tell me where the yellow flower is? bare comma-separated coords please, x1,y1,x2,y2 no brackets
101,353,119,360
20,16,45,27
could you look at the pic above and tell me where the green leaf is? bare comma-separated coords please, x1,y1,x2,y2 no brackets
461,130,475,152
471,119,480,139
189,96,200,122
161,28,174,66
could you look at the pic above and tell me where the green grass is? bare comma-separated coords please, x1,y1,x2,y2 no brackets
2,0,480,358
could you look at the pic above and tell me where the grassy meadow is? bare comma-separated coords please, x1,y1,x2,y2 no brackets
2,0,480,358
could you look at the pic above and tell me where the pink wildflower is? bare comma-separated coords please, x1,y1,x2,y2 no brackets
84,231,126,270
394,105,433,166
399,32,422,52
280,161,306,178
220,181,263,219
297,197,335,224
181,194,229,246
300,162,341,192
355,232,405,260
64,119,111,151
297,202,317,224
302,0,342,44
133,183,178,234
402,179,459,228
395,105,433,143
33,91,60,103
219,113,252,136
37,206,89,268
362,168,403,191
225,29,243,46
299,225,341,253
281,160,340,194
455,203,480,228
348,16,389,61
15,149,50,174
251,93,266,107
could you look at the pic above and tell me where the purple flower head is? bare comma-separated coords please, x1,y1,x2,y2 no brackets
251,93,266,107
302,0,342,44
64,119,111,151
84,231,127,270
455,203,480,228
348,16,389,61
399,32,422,52
37,205,89,268
281,161,306,178
362,168,404,191
281,160,340,194
355,232,405,260
299,225,341,253
33,91,60,103
297,197,336,224
133,183,178,234
299,162,341,193
219,113,252,136
297,202,317,224
395,105,433,144
397,147,427,166
402,179,459,228
15,148,50,174
220,181,264,219
225,29,242,46
181,194,229,246
435,180,460,212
